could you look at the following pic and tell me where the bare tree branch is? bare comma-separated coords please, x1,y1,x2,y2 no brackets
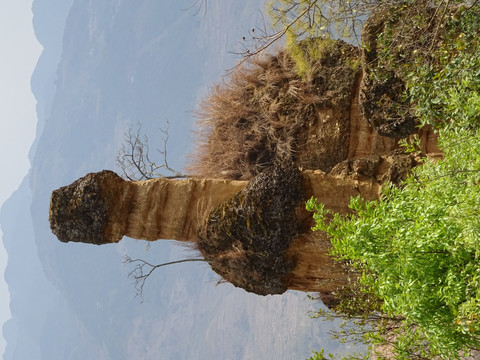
116,122,187,181
231,0,323,71
183,0,208,18
123,255,208,301
230,0,469,75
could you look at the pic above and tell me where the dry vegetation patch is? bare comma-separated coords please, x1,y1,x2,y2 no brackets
189,39,361,180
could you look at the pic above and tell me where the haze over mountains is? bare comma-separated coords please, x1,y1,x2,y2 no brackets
1,1,354,359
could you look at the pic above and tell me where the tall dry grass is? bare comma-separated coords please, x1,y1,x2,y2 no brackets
188,40,360,180
188,51,316,179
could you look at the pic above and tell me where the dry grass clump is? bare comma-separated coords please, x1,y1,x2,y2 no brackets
188,40,360,180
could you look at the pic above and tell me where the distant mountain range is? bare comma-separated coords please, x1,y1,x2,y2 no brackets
1,1,357,359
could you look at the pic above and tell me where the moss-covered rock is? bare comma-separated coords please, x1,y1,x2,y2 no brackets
360,3,443,138
360,6,417,138
49,170,124,244
197,165,308,295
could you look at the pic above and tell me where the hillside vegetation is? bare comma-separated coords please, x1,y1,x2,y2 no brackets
307,3,480,360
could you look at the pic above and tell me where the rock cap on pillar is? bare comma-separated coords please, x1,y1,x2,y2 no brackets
49,170,130,245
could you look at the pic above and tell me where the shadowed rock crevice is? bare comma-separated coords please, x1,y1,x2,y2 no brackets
197,165,308,295
330,151,420,184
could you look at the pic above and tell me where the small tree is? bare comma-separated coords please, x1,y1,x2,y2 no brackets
116,123,193,298
123,255,208,301
116,122,186,181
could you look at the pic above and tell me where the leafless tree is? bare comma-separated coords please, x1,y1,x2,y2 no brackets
123,255,208,300
117,122,202,300
116,122,186,181
233,1,322,63
184,0,478,75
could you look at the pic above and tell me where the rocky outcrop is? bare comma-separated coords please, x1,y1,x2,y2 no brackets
49,170,247,244
49,164,386,302
190,40,367,179
197,166,306,295
190,34,440,183
49,19,442,305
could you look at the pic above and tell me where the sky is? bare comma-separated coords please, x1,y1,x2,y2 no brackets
0,0,42,355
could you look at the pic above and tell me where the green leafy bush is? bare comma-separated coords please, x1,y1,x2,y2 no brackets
308,127,480,357
406,7,480,131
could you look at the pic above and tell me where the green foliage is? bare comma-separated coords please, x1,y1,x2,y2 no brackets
306,348,370,360
398,134,421,155
306,4,480,359
306,348,369,360
306,349,326,360
261,2,480,358
405,7,480,131
289,37,337,78
266,0,366,77
266,0,329,77
308,130,480,356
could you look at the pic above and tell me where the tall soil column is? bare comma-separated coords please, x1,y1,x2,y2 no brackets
49,170,247,244
49,168,382,302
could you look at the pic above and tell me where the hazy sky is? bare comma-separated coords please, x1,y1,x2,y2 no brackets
0,0,42,355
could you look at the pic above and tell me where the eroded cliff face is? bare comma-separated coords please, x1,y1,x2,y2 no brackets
189,37,440,182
